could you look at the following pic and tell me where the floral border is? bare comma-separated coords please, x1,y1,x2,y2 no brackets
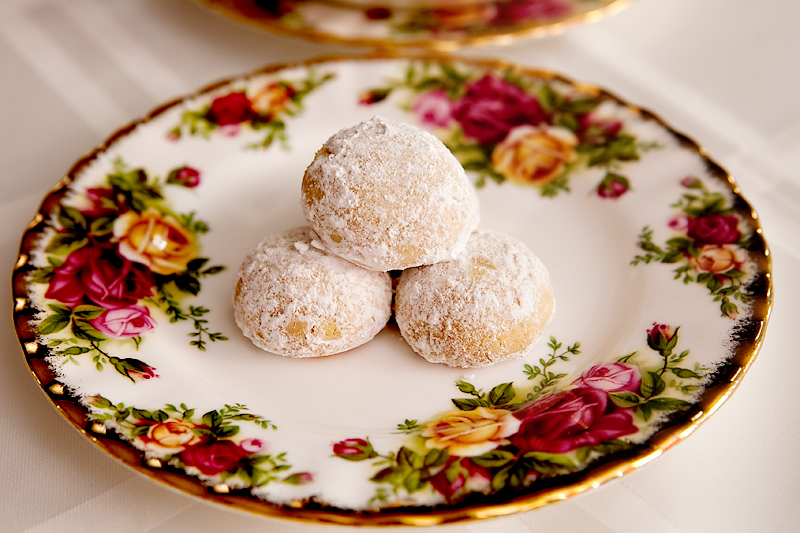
168,69,334,149
29,159,226,381
633,176,753,318
333,325,704,507
359,60,660,197
88,397,312,488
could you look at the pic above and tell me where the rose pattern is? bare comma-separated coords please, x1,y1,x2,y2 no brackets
491,124,578,185
45,247,155,309
572,362,641,393
32,159,226,381
167,166,201,188
113,208,198,276
168,71,333,149
141,418,204,454
92,305,156,339
89,398,310,489
452,74,546,145
335,331,704,505
689,244,748,274
360,61,655,196
633,176,753,317
510,387,638,454
686,214,742,246
421,407,521,457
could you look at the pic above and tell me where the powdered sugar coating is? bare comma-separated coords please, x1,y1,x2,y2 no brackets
301,116,479,271
395,230,555,368
233,226,393,357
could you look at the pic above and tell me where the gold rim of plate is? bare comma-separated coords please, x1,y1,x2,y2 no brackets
11,52,773,526
195,0,634,51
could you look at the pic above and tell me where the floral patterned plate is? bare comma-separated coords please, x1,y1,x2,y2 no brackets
196,0,631,50
13,54,771,526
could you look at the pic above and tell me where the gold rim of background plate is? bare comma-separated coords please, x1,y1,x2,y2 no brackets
11,52,773,527
194,0,634,51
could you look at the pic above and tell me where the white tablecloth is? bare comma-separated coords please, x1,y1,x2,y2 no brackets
1,1,797,531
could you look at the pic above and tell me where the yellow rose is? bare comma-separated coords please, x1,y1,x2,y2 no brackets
491,125,578,185
689,244,747,274
422,407,521,457
141,419,202,455
250,82,294,115
113,207,197,275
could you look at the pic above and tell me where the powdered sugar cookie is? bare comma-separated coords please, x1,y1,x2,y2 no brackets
395,230,555,368
233,226,393,357
301,116,479,272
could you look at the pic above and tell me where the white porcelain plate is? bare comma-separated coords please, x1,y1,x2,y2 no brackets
13,54,771,526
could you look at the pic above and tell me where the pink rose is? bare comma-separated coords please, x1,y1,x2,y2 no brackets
647,323,678,354
452,75,545,145
680,176,702,188
206,92,253,126
167,166,201,188
573,362,642,393
494,0,570,25
240,438,268,454
412,89,454,128
181,440,247,476
92,305,156,339
45,247,155,309
510,388,638,454
669,214,690,231
686,214,741,246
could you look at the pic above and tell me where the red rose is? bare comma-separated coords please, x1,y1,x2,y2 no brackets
596,173,630,199
181,440,247,476
45,247,155,309
686,214,741,246
333,438,376,461
206,92,253,126
494,0,570,25
510,388,638,454
452,75,545,145
167,166,201,188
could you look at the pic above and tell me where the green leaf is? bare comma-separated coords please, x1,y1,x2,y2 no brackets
472,450,515,468
216,425,240,438
403,469,424,493
488,383,515,406
60,346,91,356
72,305,105,320
452,398,483,411
423,448,449,468
72,319,106,342
637,402,654,421
455,380,478,395
397,447,423,469
524,451,576,469
639,371,666,399
202,410,223,428
45,233,88,255
646,397,692,412
38,314,71,335
174,274,201,295
609,391,641,408
58,206,87,231
669,367,703,379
